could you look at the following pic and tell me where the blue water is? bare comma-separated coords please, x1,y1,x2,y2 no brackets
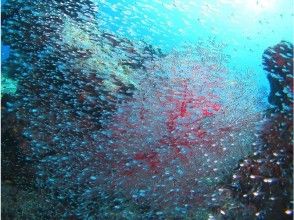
97,0,293,90
1,44,10,61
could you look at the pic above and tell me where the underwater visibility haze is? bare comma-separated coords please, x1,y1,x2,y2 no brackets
1,0,293,219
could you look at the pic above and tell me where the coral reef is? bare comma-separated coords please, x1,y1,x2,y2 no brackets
262,41,293,110
1,0,164,218
97,41,265,218
215,42,293,220
1,0,292,219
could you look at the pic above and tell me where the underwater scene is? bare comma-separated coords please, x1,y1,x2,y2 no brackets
1,0,293,219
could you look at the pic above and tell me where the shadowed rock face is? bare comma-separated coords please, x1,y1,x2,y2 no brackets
1,0,166,218
262,41,293,111
219,42,293,220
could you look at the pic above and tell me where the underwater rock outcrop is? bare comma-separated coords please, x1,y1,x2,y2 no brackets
1,0,163,159
262,41,293,111
2,0,163,218
217,42,293,220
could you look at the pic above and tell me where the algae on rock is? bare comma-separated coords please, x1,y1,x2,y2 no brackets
1,75,18,96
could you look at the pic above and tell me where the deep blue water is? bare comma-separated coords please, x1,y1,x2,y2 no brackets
1,44,10,61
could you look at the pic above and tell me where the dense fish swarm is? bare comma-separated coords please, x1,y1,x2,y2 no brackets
219,41,293,220
1,0,293,219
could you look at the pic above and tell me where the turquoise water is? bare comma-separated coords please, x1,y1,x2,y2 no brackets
1,0,293,219
98,0,293,86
